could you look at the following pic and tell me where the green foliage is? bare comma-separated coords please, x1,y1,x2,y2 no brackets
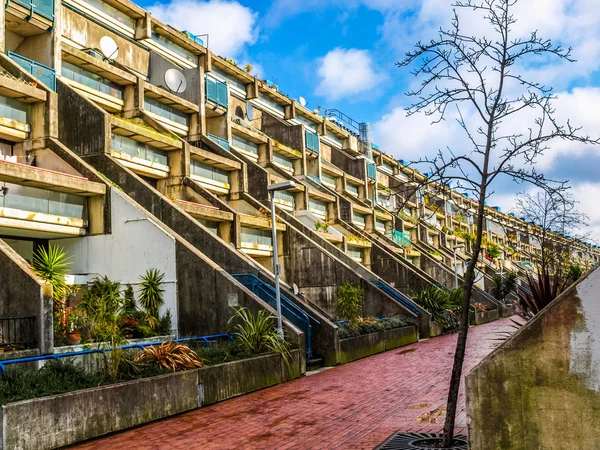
80,276,123,323
486,242,501,259
314,220,330,232
568,264,583,283
336,282,364,325
519,270,560,318
191,341,256,365
156,310,172,335
412,286,459,333
226,307,291,363
139,269,166,328
32,245,71,302
337,316,414,339
492,271,517,301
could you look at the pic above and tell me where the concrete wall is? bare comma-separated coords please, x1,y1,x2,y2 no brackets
262,113,304,151
54,189,178,331
0,240,53,354
466,268,600,450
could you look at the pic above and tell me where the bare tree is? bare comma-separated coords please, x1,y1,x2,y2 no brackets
515,190,589,278
396,0,599,446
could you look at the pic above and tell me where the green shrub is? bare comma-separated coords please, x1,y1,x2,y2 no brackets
191,341,257,365
492,271,517,301
336,282,364,325
139,269,166,329
337,316,413,339
486,242,501,259
412,286,459,333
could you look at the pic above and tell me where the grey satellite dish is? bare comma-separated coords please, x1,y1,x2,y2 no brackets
298,96,307,107
99,36,119,60
246,100,254,121
292,283,300,296
164,68,187,93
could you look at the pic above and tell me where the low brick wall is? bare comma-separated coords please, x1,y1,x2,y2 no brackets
339,326,417,364
0,351,301,450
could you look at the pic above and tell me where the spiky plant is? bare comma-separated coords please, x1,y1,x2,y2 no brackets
139,269,165,328
336,282,364,326
518,271,560,319
227,307,291,362
32,245,71,304
134,341,205,372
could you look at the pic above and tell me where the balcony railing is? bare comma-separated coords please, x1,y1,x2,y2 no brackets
0,183,86,219
367,162,377,180
305,130,320,153
9,0,54,20
0,316,36,349
208,133,230,151
205,76,228,109
392,230,412,248
8,52,56,91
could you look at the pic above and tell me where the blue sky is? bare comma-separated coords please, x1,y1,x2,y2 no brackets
139,0,600,240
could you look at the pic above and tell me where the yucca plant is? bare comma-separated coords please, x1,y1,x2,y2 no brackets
32,245,71,304
227,307,291,363
139,269,165,328
134,341,205,372
518,270,560,319
336,282,364,326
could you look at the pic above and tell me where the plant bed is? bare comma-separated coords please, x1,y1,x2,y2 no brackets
338,324,418,364
383,326,418,351
471,308,499,325
0,350,301,450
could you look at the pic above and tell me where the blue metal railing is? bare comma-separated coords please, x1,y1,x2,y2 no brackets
0,333,233,376
208,133,230,151
371,279,421,316
231,274,314,359
367,162,377,180
305,130,320,153
205,76,228,109
7,52,56,91
8,0,54,21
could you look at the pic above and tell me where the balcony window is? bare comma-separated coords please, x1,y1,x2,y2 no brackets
273,152,294,173
367,162,377,180
347,247,363,263
305,130,320,153
8,53,56,91
12,0,54,20
85,0,134,27
241,227,272,247
274,190,294,210
191,160,230,185
205,76,228,109
111,134,168,166
61,62,123,100
346,183,359,197
309,198,327,220
353,212,366,229
380,162,394,174
231,134,258,157
197,218,219,236
208,134,231,151
376,220,386,233
1,183,86,219
151,31,196,65
321,172,336,189
212,68,247,92
0,96,29,124
296,115,318,133
392,230,412,248
257,92,284,115
143,97,187,126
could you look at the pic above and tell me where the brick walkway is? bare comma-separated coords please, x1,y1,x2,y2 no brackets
72,318,514,450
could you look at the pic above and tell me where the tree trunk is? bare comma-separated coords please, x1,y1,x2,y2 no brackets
442,189,487,447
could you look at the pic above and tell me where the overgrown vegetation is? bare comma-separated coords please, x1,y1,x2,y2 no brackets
412,286,465,333
336,282,364,325
492,271,517,302
337,316,414,339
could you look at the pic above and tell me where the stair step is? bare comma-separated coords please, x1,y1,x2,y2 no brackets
307,357,324,371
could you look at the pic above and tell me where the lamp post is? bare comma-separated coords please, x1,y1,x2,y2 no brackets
267,180,296,339
453,244,465,288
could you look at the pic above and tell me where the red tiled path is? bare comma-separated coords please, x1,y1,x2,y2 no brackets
72,318,514,450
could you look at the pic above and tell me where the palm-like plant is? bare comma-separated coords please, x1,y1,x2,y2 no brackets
227,307,291,362
134,341,205,372
32,245,71,303
413,286,458,332
518,271,560,318
139,269,165,328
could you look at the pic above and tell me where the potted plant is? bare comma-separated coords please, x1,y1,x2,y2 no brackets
66,309,82,345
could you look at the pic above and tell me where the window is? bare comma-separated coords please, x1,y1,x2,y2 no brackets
347,247,363,263
212,68,247,92
274,190,294,206
144,97,187,126
151,31,196,64
273,152,294,173
231,134,258,156
309,198,327,219
1,183,86,219
61,62,123,99
321,172,337,189
111,134,168,166
241,227,272,246
353,212,366,228
0,95,29,124
376,220,386,233
197,218,219,236
85,0,134,27
190,160,230,185
346,183,359,197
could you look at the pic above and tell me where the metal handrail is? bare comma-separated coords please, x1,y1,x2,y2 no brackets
0,333,233,377
231,273,313,358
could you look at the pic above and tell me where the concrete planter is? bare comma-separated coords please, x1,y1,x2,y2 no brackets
339,326,417,364
429,321,443,337
473,308,500,325
0,350,301,450
383,326,418,350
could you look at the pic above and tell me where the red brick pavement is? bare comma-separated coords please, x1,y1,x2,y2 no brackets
71,318,514,450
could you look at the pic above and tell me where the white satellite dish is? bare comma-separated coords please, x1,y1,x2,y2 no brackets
99,36,119,60
292,283,300,296
164,68,187,93
298,96,307,107
246,100,254,121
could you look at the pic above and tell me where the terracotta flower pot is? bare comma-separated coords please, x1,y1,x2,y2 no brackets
67,332,81,345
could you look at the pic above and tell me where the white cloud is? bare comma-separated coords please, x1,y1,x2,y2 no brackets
315,48,386,101
149,0,258,58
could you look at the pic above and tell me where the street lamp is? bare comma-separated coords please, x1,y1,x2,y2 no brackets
267,180,296,338
453,244,465,288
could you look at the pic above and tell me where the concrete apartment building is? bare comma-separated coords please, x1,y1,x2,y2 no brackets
0,0,598,367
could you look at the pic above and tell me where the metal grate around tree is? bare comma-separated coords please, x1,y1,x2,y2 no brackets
375,432,468,450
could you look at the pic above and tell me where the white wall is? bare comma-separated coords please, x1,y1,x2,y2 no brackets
52,190,178,333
